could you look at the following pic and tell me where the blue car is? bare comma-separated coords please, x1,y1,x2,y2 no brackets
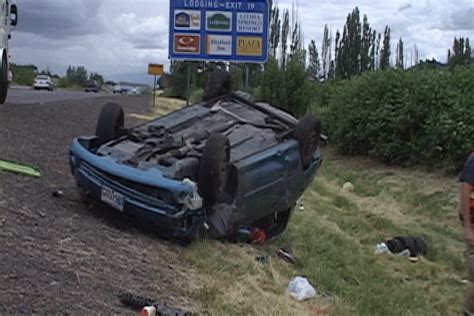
69,71,323,241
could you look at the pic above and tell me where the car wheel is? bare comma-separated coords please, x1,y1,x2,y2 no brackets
0,53,8,104
202,69,232,101
265,207,294,239
198,133,231,206
95,103,125,144
294,114,321,169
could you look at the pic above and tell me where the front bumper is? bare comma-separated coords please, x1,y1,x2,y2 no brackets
69,138,205,240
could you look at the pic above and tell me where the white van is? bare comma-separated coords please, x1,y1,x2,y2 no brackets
0,0,18,103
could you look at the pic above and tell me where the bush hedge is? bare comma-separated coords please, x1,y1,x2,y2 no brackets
323,66,474,170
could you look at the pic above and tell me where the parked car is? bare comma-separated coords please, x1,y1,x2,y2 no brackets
113,84,128,94
69,70,323,241
85,83,99,93
33,75,54,91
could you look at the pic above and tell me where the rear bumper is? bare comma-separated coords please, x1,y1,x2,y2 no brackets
34,84,51,89
69,138,205,240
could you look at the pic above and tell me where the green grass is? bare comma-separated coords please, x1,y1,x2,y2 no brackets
136,98,465,314
182,148,465,315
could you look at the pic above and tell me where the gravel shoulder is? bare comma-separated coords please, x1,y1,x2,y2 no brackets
0,96,196,314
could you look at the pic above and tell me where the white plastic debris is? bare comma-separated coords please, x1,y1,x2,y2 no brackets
342,182,354,192
374,243,390,254
182,179,203,210
398,249,411,257
287,277,316,301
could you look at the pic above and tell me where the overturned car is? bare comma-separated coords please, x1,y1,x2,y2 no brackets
69,71,323,241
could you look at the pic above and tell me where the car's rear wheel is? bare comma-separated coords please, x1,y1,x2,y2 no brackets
294,114,321,169
0,53,8,104
202,69,232,101
198,133,230,206
95,103,124,144
252,206,294,239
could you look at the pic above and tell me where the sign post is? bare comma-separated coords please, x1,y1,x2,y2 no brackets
148,64,164,108
169,0,270,64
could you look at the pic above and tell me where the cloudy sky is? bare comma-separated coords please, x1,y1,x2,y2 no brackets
10,0,474,83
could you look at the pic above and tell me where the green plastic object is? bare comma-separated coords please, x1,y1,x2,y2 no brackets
0,159,41,178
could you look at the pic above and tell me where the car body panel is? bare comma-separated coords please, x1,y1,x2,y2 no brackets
69,95,322,240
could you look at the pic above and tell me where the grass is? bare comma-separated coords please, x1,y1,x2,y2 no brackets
183,149,465,315
136,97,466,314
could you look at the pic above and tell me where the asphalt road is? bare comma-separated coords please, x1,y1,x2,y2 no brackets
0,94,195,314
5,87,111,104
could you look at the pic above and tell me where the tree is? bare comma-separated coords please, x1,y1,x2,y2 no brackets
321,24,329,79
465,38,472,64
290,21,300,56
307,40,320,81
449,37,471,66
360,14,371,73
280,9,290,68
270,4,281,57
396,38,404,69
414,44,419,65
380,26,391,70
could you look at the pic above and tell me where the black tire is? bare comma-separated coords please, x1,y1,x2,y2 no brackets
95,103,124,144
294,114,321,169
198,133,231,206
202,69,232,101
0,53,8,104
256,207,294,238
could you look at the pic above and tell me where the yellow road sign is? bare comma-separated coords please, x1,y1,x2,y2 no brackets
148,64,164,76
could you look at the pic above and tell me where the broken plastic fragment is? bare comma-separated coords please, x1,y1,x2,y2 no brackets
182,178,203,210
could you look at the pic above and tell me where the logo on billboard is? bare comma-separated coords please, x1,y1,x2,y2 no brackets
175,10,201,30
206,11,232,31
174,35,200,54
237,13,264,33
237,36,263,56
207,35,232,56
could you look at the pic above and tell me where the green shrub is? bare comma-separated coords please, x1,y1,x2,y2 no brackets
189,88,204,104
260,53,313,118
323,66,474,170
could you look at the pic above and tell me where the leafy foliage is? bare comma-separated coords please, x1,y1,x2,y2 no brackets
260,52,312,118
323,66,474,170
10,64,37,86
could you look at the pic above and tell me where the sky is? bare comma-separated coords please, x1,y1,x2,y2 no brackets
10,0,474,84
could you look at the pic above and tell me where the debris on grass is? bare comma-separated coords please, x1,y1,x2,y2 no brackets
342,182,354,192
287,277,316,301
277,248,296,265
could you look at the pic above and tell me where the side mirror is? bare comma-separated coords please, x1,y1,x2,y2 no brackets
10,4,18,27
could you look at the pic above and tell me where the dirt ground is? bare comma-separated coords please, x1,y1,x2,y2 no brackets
0,96,196,314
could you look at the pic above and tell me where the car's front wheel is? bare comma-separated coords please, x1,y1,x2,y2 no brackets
294,114,321,169
198,133,230,206
95,103,125,144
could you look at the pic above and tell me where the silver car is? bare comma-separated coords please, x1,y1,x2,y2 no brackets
33,75,54,91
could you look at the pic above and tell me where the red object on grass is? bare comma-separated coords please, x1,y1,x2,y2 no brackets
250,228,267,244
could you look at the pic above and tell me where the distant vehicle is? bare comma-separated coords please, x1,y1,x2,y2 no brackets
8,70,12,83
0,1,18,103
33,75,55,91
113,85,128,94
85,83,99,93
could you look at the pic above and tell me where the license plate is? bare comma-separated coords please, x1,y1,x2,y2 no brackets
101,186,124,212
